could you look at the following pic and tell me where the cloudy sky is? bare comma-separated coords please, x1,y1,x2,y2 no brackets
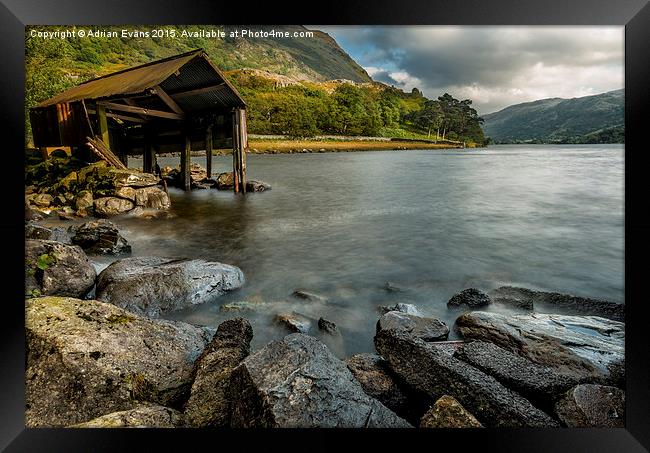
315,26,623,114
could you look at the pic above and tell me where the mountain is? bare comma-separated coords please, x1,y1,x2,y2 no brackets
26,25,371,84
481,89,624,144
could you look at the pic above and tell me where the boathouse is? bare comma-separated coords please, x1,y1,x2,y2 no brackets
29,49,249,192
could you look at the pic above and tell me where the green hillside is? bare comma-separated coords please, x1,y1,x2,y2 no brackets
482,89,624,144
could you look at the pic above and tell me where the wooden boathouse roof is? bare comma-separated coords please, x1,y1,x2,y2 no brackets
35,48,246,112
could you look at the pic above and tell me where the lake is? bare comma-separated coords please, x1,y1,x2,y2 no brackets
95,144,625,357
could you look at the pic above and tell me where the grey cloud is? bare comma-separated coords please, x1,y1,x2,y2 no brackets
318,26,623,113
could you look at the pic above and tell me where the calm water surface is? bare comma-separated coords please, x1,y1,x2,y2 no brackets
86,144,624,356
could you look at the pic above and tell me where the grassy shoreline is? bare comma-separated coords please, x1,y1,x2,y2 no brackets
208,139,469,155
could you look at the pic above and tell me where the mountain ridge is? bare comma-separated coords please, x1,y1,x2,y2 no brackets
482,89,624,144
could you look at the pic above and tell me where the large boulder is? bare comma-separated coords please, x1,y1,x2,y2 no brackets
74,190,94,212
25,239,96,298
94,197,135,217
229,334,412,428
69,219,131,255
377,311,449,342
419,395,483,428
456,311,625,386
26,297,214,427
554,384,625,427
488,286,624,321
455,341,579,410
32,193,54,208
184,318,253,427
70,404,184,428
447,288,491,308
96,256,245,318
374,322,558,427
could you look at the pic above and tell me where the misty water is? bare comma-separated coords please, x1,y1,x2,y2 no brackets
82,144,624,357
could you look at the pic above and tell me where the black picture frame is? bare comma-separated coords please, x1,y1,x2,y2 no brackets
2,0,649,451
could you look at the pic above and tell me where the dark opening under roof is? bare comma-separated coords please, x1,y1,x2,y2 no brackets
35,49,246,111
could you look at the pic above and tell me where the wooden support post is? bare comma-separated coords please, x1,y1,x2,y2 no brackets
97,104,109,146
232,111,240,193
182,128,191,191
232,108,247,194
206,125,213,179
142,126,154,173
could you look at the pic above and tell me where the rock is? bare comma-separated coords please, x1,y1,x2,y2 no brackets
377,312,449,342
25,223,71,244
56,206,76,220
113,186,137,201
25,205,44,222
455,341,579,409
216,172,234,190
70,404,184,428
456,311,625,386
554,384,624,428
108,169,159,188
276,312,312,333
32,193,54,207
74,190,93,213
184,319,253,427
378,303,422,316
25,240,96,299
96,256,244,318
384,281,403,292
346,353,418,420
219,300,270,312
25,296,214,427
318,317,338,335
488,286,624,322
189,163,207,182
374,323,558,427
291,289,328,303
94,197,135,217
134,186,171,210
246,180,271,192
420,395,483,428
447,288,491,308
54,194,67,206
428,340,466,357
229,334,411,427
25,185,37,195
69,219,131,255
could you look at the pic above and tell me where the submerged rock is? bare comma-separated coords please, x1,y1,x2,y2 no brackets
26,297,214,427
378,303,422,316
291,289,328,303
276,312,312,333
229,334,411,427
377,311,449,342
219,300,271,312
419,395,483,428
96,256,244,318
318,317,338,335
25,223,71,244
455,341,579,409
216,172,234,190
246,180,271,192
554,384,625,427
184,318,253,427
70,404,184,428
447,288,491,308
94,197,135,217
456,311,625,386
374,322,558,427
69,219,131,255
25,239,96,298
488,286,624,321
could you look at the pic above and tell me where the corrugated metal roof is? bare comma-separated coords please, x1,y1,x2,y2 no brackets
35,49,246,110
